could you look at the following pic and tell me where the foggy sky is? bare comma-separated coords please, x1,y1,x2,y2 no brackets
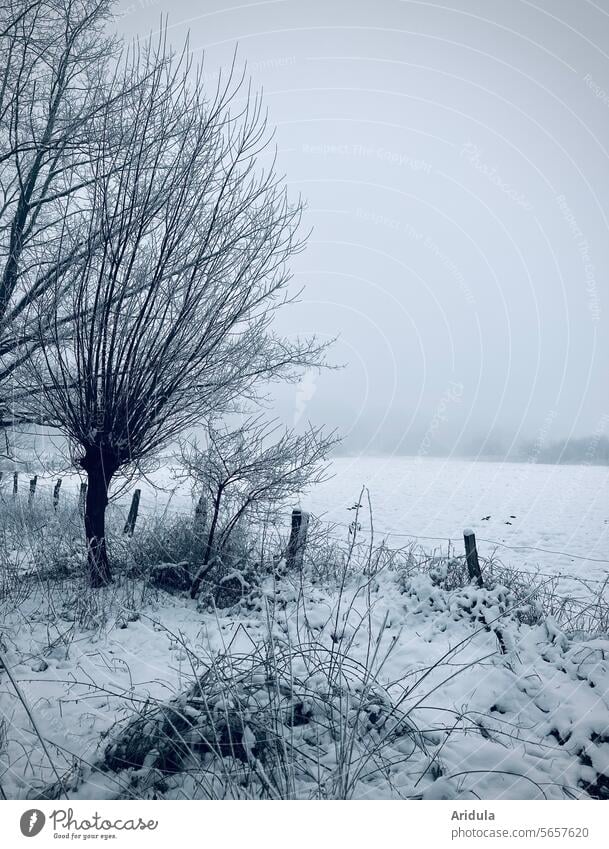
114,0,609,457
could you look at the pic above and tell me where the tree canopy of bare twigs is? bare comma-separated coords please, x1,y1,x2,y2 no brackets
182,417,339,597
26,24,327,585
0,0,122,434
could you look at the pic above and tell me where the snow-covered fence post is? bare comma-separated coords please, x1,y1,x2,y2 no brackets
464,529,483,587
53,479,62,509
28,475,37,505
286,508,309,571
123,489,141,536
12,471,18,497
79,481,87,516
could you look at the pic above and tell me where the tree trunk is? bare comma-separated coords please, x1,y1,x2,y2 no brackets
84,461,113,588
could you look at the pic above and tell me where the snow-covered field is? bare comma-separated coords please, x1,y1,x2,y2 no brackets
1,456,609,800
12,456,609,581
307,457,609,582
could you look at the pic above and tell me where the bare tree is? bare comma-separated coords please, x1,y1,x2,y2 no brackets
28,37,327,586
0,0,125,429
181,416,338,598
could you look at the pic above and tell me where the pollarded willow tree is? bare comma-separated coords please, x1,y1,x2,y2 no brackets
28,33,326,587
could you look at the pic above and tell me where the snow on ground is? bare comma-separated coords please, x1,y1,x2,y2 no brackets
2,455,606,799
307,457,609,582
1,562,608,800
9,456,609,582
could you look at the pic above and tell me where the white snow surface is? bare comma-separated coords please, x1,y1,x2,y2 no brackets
1,565,608,800
12,456,609,581
306,457,609,582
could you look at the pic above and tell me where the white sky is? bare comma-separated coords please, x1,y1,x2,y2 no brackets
115,0,609,456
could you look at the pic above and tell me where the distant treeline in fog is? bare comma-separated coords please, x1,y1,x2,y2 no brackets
4,428,609,469
517,434,609,466
334,428,609,466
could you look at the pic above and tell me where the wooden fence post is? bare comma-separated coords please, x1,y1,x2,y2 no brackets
286,508,309,571
53,479,62,510
13,471,18,498
194,493,207,527
28,475,37,505
192,494,207,559
79,481,87,516
123,489,141,536
464,529,483,587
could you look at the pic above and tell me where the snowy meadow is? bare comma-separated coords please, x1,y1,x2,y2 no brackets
1,0,608,814
13,455,609,580
1,456,608,801
309,457,609,584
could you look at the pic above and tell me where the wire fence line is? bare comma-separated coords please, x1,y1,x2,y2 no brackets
302,518,609,593
2,471,608,587
316,535,609,587
314,516,609,566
